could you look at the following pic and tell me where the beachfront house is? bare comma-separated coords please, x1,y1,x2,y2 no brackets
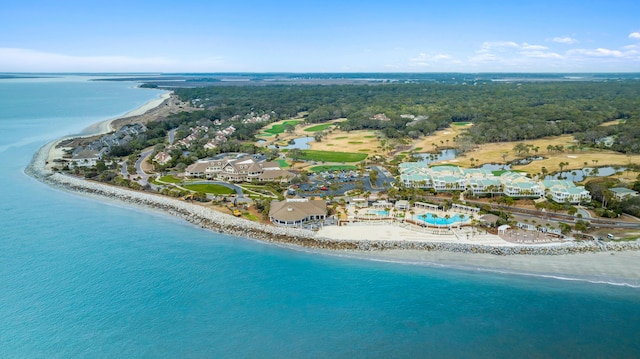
269,199,327,227
69,147,108,167
153,151,172,165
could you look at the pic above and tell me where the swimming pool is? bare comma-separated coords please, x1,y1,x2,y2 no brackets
413,213,467,225
367,209,390,216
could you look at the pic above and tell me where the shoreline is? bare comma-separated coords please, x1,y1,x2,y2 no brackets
24,93,640,286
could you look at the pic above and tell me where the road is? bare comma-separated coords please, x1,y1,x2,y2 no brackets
120,160,128,177
135,149,153,183
370,166,395,189
168,128,177,145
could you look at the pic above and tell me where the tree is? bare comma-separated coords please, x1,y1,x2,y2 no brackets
288,148,303,162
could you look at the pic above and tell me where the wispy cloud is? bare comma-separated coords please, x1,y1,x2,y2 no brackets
469,41,561,65
521,43,549,50
550,36,578,44
629,32,640,39
568,48,624,57
0,48,227,72
408,52,458,67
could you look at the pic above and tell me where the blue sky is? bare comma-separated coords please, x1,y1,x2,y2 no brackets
1,0,639,72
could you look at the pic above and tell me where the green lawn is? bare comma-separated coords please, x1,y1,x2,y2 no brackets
275,158,289,168
300,150,367,162
263,120,303,135
304,123,333,132
159,175,182,183
348,141,363,144
491,170,526,176
364,135,377,138
358,149,370,152
453,122,471,126
183,184,235,194
309,165,358,172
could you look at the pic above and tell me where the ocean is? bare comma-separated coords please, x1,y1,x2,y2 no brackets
1,76,639,358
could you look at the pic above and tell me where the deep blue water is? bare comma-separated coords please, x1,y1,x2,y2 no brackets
1,77,640,358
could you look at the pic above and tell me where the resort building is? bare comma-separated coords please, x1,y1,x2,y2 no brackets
269,199,327,227
184,155,295,183
400,164,589,202
608,187,639,201
541,180,591,204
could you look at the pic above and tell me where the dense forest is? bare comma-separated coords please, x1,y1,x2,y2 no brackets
172,81,640,151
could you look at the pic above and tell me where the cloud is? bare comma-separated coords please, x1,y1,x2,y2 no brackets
478,41,519,53
521,51,564,59
469,41,560,64
630,32,640,39
0,48,173,71
0,48,227,72
409,52,457,67
521,43,549,51
568,48,624,57
550,36,578,44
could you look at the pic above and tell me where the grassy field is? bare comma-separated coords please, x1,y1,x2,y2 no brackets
309,130,381,154
304,123,333,132
183,184,235,194
309,165,358,172
300,150,367,162
262,120,303,135
158,175,182,183
275,158,289,168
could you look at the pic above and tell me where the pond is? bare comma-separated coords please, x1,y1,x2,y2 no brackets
545,166,626,182
479,163,510,171
479,156,545,171
412,149,458,164
269,136,313,150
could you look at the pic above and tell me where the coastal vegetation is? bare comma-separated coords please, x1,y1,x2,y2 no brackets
173,81,640,151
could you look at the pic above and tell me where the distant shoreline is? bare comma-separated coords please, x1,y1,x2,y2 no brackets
23,87,640,286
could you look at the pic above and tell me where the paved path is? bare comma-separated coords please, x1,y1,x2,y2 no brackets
120,160,128,177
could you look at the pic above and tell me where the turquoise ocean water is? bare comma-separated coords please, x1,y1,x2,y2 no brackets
1,76,639,358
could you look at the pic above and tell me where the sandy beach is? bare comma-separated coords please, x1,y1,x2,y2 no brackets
331,249,640,287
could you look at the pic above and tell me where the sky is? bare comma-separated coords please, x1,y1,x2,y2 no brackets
1,0,639,73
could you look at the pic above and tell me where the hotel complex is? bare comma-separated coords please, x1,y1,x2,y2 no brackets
185,155,295,183
400,164,591,204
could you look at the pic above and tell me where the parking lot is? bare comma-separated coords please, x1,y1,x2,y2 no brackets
295,169,376,197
